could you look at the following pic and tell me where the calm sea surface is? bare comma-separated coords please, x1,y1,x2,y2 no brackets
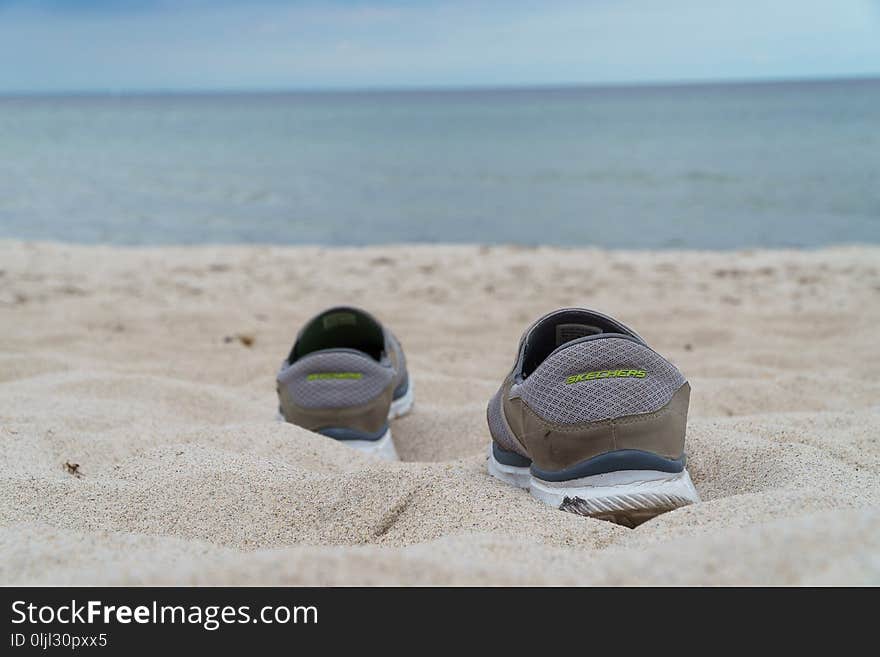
1,79,878,248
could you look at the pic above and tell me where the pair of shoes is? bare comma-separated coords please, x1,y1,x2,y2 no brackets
277,306,699,525
276,307,413,461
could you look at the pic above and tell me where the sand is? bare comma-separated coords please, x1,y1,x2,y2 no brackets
1,240,878,585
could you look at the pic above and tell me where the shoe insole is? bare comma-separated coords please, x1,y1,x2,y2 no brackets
291,307,384,362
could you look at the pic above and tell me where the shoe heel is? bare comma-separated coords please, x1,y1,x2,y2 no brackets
487,443,531,489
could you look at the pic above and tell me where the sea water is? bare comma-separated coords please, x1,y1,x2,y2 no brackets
1,79,878,248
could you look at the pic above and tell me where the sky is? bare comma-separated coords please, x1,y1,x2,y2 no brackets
1,0,879,93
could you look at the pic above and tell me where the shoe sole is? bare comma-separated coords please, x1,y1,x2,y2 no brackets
488,446,699,528
276,381,414,462
344,427,399,461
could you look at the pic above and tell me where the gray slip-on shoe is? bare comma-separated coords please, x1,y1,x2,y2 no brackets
277,306,413,461
487,308,699,526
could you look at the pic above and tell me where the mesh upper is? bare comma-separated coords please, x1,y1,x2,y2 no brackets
277,350,394,409
519,337,686,424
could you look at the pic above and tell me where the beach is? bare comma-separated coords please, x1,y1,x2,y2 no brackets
1,240,879,585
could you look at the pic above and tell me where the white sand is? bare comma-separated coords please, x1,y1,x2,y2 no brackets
1,240,878,585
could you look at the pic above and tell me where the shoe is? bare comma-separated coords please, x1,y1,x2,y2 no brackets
277,306,413,460
487,308,699,526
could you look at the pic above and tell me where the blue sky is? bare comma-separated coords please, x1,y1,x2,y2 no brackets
1,0,879,92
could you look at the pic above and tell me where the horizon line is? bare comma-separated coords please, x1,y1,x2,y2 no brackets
2,73,879,98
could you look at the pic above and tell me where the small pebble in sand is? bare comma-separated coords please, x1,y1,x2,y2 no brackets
224,334,255,347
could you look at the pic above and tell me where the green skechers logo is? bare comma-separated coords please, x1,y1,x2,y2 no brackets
306,372,363,381
565,369,647,384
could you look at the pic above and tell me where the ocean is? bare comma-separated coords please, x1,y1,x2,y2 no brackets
1,78,878,249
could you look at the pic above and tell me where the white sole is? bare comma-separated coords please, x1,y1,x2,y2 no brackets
488,447,699,526
346,427,399,461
